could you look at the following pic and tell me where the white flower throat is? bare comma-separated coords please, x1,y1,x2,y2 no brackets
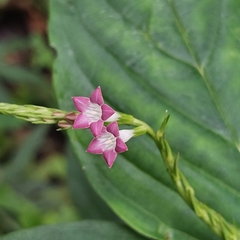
99,132,116,151
85,103,102,121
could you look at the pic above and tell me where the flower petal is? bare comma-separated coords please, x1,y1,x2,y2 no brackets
115,138,128,153
86,139,104,154
90,86,104,105
101,104,115,120
72,114,91,129
72,97,90,112
103,150,117,168
90,120,104,137
106,122,119,137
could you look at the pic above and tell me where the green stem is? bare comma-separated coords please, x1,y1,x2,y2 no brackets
117,112,156,139
122,113,240,239
154,115,240,240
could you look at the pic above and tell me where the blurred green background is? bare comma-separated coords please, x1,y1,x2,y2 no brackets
0,0,80,235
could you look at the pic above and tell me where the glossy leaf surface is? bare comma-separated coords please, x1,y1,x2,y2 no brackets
49,0,240,239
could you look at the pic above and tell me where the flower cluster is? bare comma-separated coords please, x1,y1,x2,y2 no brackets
72,87,134,168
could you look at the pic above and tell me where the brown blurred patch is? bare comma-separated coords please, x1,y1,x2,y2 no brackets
0,0,47,36
0,0,48,65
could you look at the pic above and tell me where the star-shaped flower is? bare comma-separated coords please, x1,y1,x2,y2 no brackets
72,86,115,136
86,122,134,168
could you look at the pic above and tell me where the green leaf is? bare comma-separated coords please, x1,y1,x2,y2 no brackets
49,0,240,239
0,221,147,240
0,184,42,228
2,125,49,183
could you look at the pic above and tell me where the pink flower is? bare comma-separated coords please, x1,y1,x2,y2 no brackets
86,122,134,168
72,86,115,136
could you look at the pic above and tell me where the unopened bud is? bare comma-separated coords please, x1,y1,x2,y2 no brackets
64,112,78,121
57,120,73,130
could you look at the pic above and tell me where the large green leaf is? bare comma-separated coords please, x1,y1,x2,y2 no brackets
49,0,240,239
0,221,147,240
0,184,42,228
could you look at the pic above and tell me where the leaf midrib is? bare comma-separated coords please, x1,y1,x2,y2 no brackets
167,0,239,148
105,0,238,149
